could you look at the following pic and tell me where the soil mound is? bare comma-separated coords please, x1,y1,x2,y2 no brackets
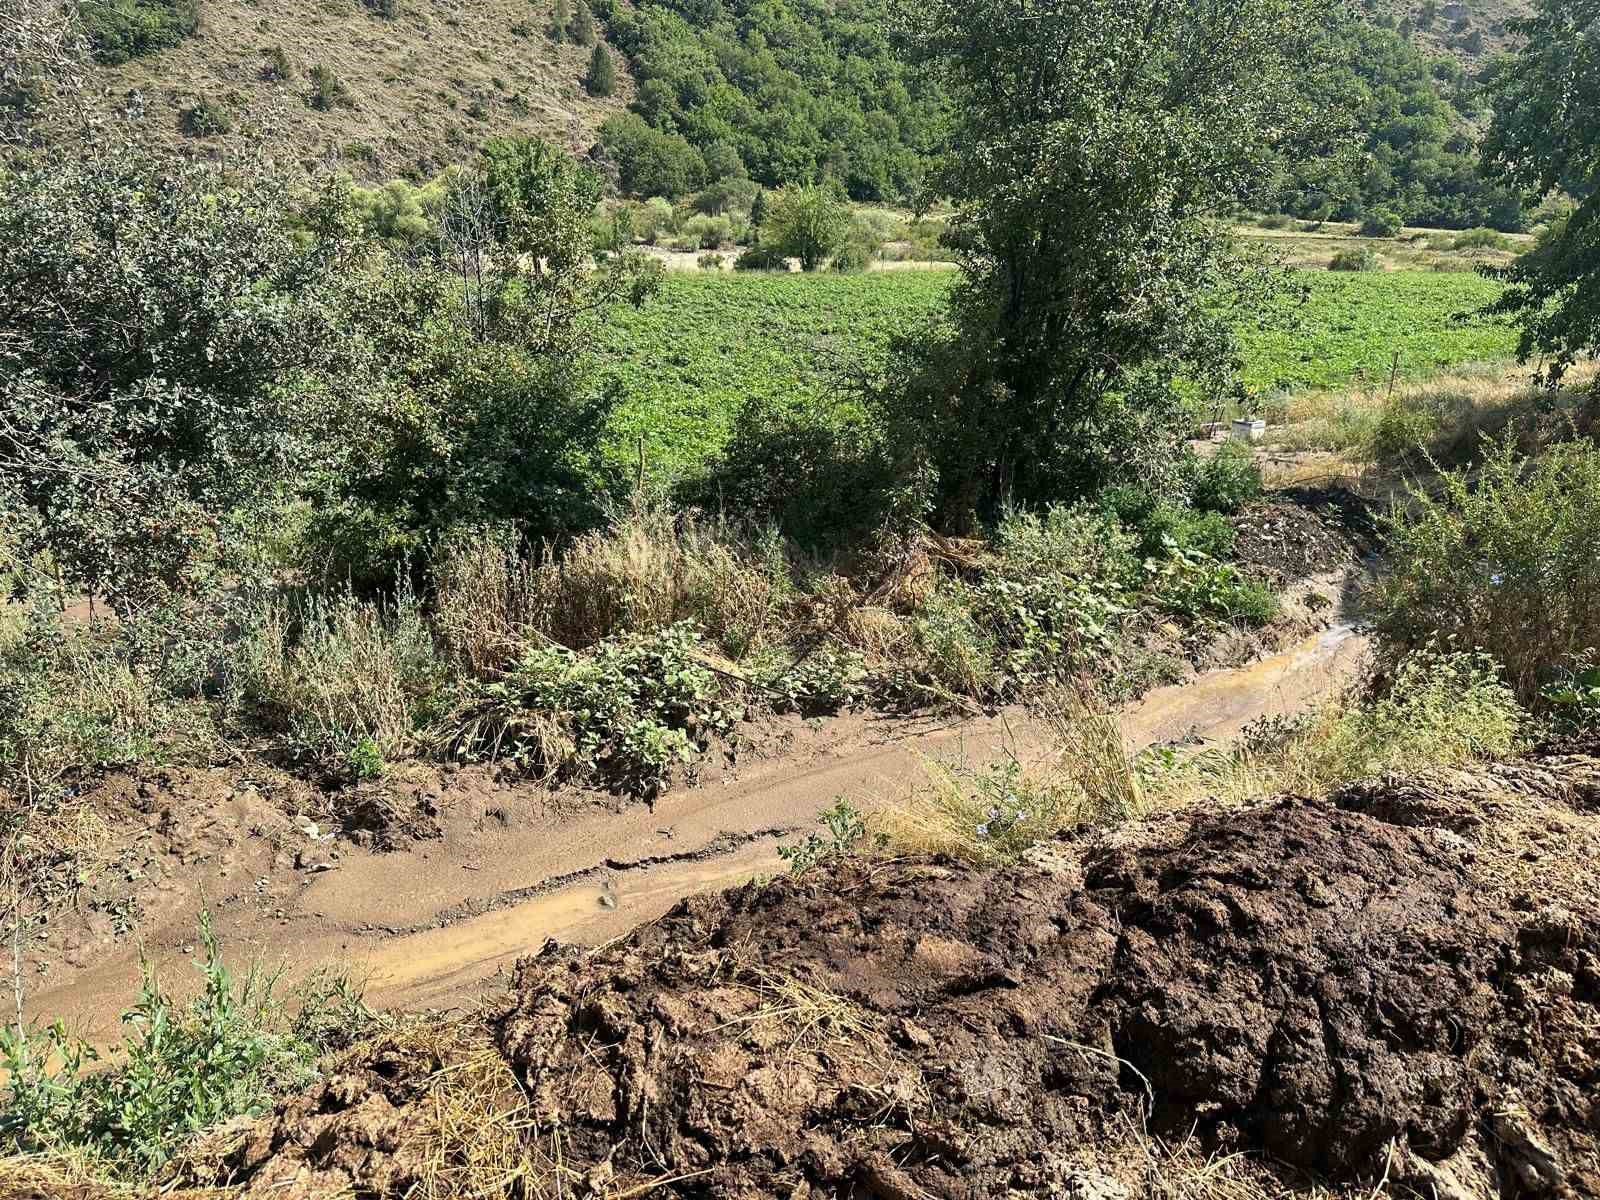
1232,488,1375,585
194,745,1600,1198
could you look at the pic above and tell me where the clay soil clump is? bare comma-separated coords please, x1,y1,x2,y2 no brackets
193,743,1600,1199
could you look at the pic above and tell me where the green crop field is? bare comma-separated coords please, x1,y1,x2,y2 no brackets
600,269,1515,477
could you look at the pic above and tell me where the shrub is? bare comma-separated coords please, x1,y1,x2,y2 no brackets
1256,213,1294,229
307,63,354,111
232,585,447,774
1329,246,1380,271
733,244,788,270
1373,438,1600,704
365,0,399,15
1189,440,1262,514
82,0,199,65
1359,209,1403,238
698,251,724,270
446,622,738,794
1139,647,1527,811
0,611,211,795
260,45,294,80
1540,655,1600,732
764,182,850,272
179,96,231,136
584,42,615,96
1452,227,1510,252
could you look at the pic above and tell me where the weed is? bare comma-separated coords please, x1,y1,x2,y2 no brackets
1538,656,1600,733
448,622,738,794
0,913,372,1176
1329,246,1379,271
1374,438,1600,704
778,798,881,874
307,63,355,111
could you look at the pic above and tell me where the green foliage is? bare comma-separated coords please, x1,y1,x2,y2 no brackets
81,0,198,65
1329,246,1380,271
595,270,1512,489
1481,0,1600,382
1359,209,1403,238
0,144,356,613
778,798,881,874
584,42,615,96
179,95,231,136
567,0,596,45
0,608,210,795
602,0,941,201
1374,438,1600,705
599,112,706,198
233,585,447,774
549,0,571,41
875,0,1330,528
1190,442,1264,515
763,182,850,272
315,139,662,583
449,622,739,794
733,244,788,271
1272,18,1525,232
1540,657,1600,732
0,914,368,1176
307,63,354,111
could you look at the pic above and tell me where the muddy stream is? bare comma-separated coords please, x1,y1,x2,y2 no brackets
28,599,1368,1041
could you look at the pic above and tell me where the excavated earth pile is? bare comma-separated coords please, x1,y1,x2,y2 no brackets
195,741,1600,1199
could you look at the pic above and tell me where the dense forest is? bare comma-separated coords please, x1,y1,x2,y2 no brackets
595,0,1528,228
594,0,945,202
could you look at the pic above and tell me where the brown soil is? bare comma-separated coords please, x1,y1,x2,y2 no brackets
183,740,1600,1199
24,599,1368,1044
1231,488,1376,587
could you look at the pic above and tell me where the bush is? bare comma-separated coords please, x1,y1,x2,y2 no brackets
1189,441,1262,514
1452,227,1510,252
584,42,615,96
698,251,724,271
307,63,354,111
733,244,788,270
1359,209,1403,238
1329,246,1380,271
1373,437,1600,704
260,45,294,80
599,112,706,198
233,585,447,775
179,96,231,136
82,0,199,65
447,622,738,794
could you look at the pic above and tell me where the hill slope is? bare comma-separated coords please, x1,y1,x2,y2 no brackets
83,0,631,180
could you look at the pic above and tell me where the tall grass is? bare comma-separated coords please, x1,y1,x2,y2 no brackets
872,648,1526,864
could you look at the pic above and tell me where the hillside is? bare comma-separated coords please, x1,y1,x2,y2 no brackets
80,0,632,180
1369,0,1528,64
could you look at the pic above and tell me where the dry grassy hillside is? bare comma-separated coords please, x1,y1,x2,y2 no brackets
1374,0,1529,63
84,0,633,181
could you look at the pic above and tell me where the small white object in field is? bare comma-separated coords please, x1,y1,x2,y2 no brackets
1231,417,1266,442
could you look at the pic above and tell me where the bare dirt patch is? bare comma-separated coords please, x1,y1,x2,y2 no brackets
185,740,1600,1199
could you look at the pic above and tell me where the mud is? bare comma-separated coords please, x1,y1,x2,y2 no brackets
24,592,1369,1042
195,742,1600,1199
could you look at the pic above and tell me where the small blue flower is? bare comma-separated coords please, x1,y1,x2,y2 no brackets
1490,573,1504,585
975,823,990,838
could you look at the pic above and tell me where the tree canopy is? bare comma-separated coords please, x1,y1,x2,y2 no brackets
1481,0,1600,379
876,0,1330,527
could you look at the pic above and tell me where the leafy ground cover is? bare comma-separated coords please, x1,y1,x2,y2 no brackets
599,269,1516,478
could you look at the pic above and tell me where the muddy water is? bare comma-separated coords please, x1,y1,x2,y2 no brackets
27,609,1368,1038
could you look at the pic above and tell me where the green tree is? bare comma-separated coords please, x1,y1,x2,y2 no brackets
567,0,596,45
764,182,849,271
315,139,663,581
584,42,615,96
0,143,358,610
1481,0,1600,383
548,0,570,42
878,0,1331,527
